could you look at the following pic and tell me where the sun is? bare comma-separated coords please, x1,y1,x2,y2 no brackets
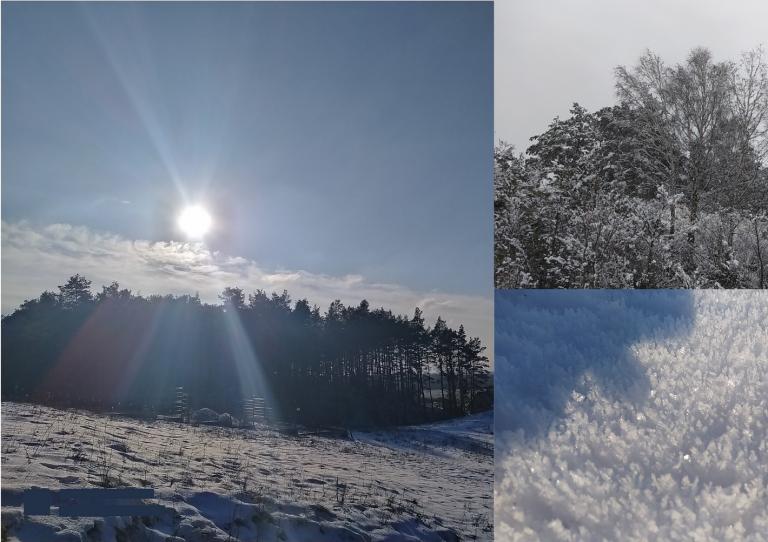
177,205,212,239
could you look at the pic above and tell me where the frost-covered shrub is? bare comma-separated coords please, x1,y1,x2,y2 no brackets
191,408,219,424
495,291,768,541
217,413,237,427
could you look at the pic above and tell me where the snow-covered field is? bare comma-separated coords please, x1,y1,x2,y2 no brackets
1,403,492,541
495,290,768,541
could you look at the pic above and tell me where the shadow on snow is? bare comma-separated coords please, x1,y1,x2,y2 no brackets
494,289,695,438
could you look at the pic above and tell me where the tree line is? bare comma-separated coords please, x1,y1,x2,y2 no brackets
1,275,491,427
495,47,768,288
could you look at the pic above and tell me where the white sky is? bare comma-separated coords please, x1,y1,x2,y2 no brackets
495,0,768,151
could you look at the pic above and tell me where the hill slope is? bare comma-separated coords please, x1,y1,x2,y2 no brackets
1,404,492,541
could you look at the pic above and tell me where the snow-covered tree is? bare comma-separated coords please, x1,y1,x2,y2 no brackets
496,47,768,289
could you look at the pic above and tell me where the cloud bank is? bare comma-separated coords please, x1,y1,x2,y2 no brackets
1,221,492,360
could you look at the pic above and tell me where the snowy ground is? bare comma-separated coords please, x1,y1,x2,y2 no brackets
495,290,768,541
1,403,492,541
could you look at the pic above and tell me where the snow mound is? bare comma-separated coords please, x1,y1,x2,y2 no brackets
495,290,768,541
0,489,452,542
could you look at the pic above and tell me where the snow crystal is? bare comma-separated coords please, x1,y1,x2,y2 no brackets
495,290,768,541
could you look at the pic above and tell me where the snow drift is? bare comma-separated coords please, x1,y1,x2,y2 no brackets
495,290,768,541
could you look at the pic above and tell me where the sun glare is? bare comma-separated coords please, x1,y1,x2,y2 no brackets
177,205,212,239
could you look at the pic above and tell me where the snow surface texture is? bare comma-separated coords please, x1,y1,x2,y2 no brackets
495,290,768,541
1,403,492,541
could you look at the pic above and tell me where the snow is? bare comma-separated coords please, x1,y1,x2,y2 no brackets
351,413,493,459
1,404,492,541
495,290,768,541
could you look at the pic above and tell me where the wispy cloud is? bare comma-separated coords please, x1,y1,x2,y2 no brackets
1,221,493,359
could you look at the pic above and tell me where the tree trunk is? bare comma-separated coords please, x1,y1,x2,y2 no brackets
756,219,765,289
669,203,676,236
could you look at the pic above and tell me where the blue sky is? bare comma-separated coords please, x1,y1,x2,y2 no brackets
2,2,493,347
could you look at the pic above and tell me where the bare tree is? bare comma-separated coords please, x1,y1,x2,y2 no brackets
732,47,768,164
615,48,767,266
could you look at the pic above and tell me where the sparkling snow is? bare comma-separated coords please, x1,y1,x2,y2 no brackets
495,290,768,541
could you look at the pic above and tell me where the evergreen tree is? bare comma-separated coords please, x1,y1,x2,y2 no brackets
1,276,491,426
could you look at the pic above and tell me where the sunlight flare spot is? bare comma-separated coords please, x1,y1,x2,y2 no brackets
177,205,212,239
